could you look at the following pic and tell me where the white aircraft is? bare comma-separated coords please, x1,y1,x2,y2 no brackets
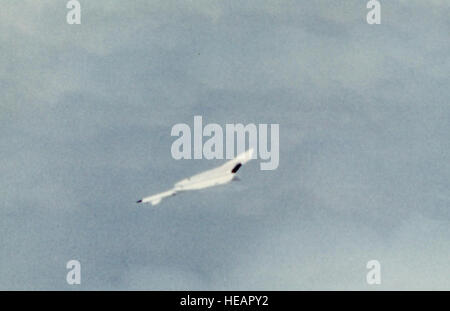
137,148,254,206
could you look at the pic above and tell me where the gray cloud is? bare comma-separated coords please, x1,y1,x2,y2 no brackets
1,0,449,290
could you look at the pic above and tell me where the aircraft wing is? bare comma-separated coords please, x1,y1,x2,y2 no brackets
174,148,254,191
137,189,176,205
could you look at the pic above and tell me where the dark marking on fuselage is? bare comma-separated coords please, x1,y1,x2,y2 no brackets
231,163,242,174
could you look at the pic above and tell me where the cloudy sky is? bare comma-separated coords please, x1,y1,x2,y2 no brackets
1,0,449,290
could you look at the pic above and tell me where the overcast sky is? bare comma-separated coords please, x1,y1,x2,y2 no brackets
1,0,449,290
